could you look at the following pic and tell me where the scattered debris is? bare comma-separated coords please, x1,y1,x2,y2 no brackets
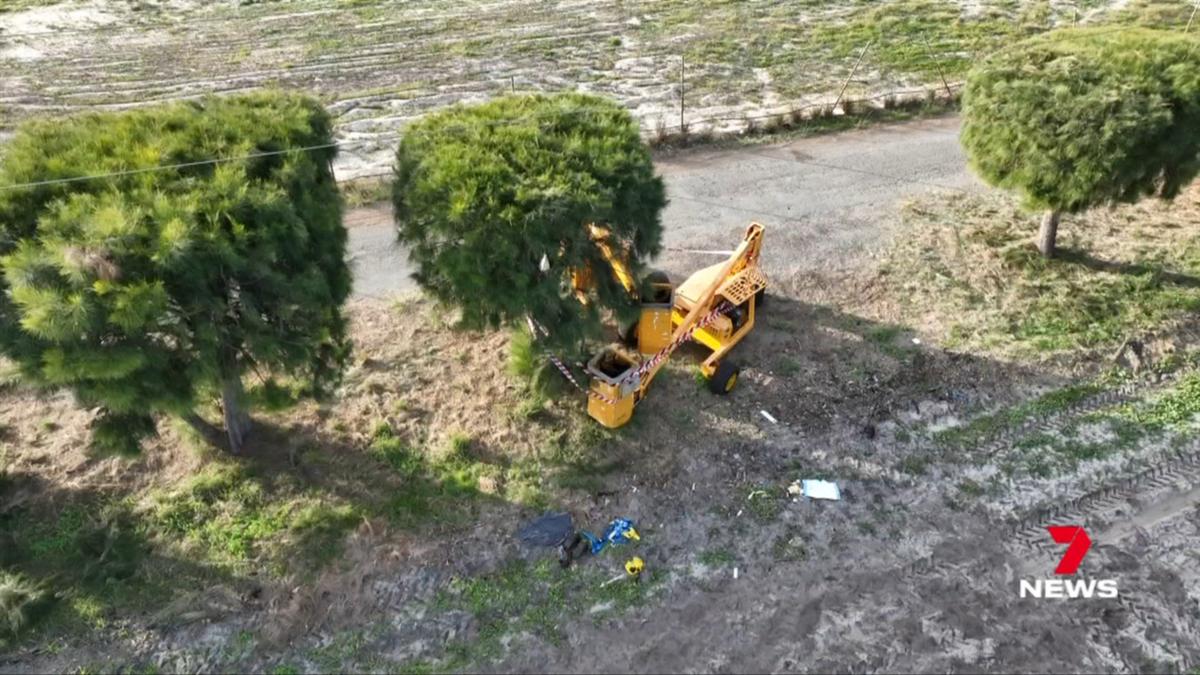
1112,338,1146,373
559,532,592,569
601,556,645,588
733,567,739,580
601,572,627,588
517,512,574,547
760,410,778,424
625,556,645,579
580,517,640,556
801,480,841,501
787,481,803,498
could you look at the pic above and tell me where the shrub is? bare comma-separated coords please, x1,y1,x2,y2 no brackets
961,27,1200,256
0,92,352,453
392,93,666,354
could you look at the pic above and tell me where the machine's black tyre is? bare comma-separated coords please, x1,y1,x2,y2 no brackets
755,288,766,309
644,270,670,285
727,302,748,330
619,320,639,346
708,361,741,395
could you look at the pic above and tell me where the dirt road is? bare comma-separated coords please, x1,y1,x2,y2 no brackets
347,115,978,299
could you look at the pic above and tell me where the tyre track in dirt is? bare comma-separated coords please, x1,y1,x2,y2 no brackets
906,372,1200,672
490,369,1200,673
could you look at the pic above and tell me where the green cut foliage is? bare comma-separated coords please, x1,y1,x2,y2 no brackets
392,93,666,352
0,571,53,637
0,92,352,452
961,27,1200,215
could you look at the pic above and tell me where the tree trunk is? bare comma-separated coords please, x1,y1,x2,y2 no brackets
220,375,252,455
1038,209,1061,258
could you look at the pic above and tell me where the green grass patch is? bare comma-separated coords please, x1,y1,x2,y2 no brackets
431,557,659,668
1104,0,1198,28
771,528,809,562
898,454,931,475
0,491,187,647
934,381,1103,449
882,191,1200,358
151,464,360,572
370,426,550,527
744,484,784,522
1116,372,1200,431
698,548,736,567
998,415,1149,478
956,478,986,498
863,322,919,360
813,0,1048,81
776,356,802,377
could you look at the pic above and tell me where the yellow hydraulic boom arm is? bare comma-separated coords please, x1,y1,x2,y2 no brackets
578,222,767,429
637,222,763,393
571,224,638,303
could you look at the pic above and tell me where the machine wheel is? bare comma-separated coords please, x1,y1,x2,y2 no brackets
728,302,749,330
755,288,767,309
619,320,639,346
708,361,741,395
644,270,670,285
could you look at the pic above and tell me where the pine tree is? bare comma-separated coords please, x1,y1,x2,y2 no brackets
392,93,667,354
0,92,352,454
961,27,1200,257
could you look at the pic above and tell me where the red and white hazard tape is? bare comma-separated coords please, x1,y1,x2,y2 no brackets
614,300,731,386
527,315,620,404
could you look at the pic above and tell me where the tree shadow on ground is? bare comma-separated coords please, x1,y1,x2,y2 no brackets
0,470,256,666
0,290,1102,672
1057,248,1200,288
647,290,1057,435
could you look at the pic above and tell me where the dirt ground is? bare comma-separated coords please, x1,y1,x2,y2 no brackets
6,176,1200,672
2,1,1200,665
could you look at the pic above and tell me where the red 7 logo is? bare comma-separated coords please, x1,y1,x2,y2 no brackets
1047,526,1092,575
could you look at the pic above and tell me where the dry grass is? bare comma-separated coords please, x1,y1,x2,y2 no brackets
870,185,1200,361
0,296,628,647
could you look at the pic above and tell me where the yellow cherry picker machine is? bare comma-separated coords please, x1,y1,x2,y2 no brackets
556,222,767,429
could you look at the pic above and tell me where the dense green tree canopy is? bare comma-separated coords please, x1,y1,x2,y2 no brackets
0,92,351,453
962,27,1200,215
392,93,667,351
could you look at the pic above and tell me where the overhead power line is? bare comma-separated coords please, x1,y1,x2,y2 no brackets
0,89,967,194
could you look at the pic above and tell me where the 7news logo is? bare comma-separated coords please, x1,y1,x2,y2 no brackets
1019,526,1119,599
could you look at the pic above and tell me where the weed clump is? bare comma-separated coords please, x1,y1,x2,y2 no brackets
0,572,53,637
